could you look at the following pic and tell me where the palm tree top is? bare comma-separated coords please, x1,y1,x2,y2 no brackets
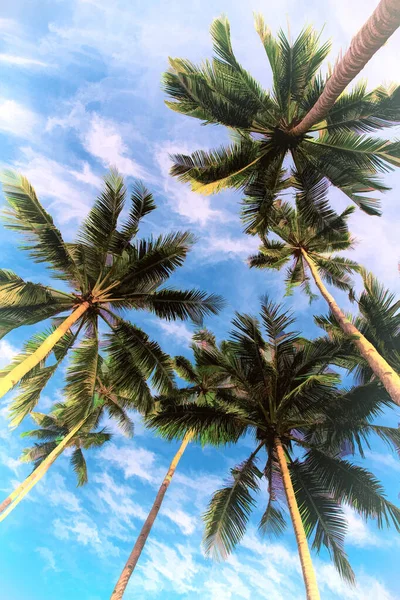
148,298,400,580
21,403,112,487
0,169,224,424
248,189,360,301
163,15,400,216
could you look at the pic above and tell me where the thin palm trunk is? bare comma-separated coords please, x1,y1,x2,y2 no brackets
110,432,192,600
275,436,320,600
0,417,86,521
0,302,89,400
302,249,400,406
291,0,400,136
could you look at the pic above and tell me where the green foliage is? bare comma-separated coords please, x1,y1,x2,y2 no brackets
149,298,399,579
164,15,400,222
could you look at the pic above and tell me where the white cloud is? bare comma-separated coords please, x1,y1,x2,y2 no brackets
98,443,156,483
0,339,18,369
0,54,48,67
365,451,400,474
155,142,226,226
156,320,193,344
0,99,38,138
12,147,93,223
53,516,120,558
199,234,260,261
32,473,82,513
343,505,381,548
0,450,22,474
83,114,148,178
36,547,58,572
138,540,198,595
161,506,197,535
69,161,102,188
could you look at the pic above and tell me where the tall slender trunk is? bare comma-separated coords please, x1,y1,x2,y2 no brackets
0,302,89,400
302,249,400,406
275,437,320,600
291,0,400,136
0,417,86,521
110,432,192,600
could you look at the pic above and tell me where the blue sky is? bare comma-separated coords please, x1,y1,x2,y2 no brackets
0,0,400,598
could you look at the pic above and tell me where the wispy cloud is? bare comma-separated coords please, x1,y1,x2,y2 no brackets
0,54,48,67
36,547,58,572
0,99,38,138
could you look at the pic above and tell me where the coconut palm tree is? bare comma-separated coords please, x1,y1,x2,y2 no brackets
149,299,400,600
248,190,400,406
111,330,232,600
0,355,136,521
315,269,400,384
163,15,400,217
291,0,400,135
0,170,223,415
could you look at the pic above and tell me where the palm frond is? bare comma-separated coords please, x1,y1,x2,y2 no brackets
1,170,80,281
70,448,88,486
203,454,262,559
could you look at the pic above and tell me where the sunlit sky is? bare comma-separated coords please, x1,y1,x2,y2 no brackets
0,1,400,599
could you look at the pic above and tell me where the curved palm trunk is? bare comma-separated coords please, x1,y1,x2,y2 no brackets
0,302,89,400
0,417,86,521
110,432,192,600
275,437,320,600
302,249,400,406
291,0,400,136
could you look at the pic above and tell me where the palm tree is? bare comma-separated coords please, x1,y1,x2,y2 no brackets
163,15,400,217
149,299,400,600
292,0,400,135
0,406,111,522
316,269,400,383
248,193,400,406
111,330,231,600
0,170,223,414
0,356,135,520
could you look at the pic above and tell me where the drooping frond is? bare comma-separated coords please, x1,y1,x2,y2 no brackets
290,459,355,584
1,171,80,281
70,448,88,487
106,319,174,395
116,181,156,250
203,454,262,559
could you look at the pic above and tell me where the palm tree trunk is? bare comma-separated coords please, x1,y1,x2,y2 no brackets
0,417,86,521
0,302,89,400
291,0,400,136
275,436,320,600
302,249,400,406
110,432,192,600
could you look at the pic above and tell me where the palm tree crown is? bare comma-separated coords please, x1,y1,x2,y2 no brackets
0,169,223,419
21,404,112,487
149,299,400,584
248,193,359,301
164,16,400,216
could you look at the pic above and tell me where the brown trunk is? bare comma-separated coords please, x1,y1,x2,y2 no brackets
110,433,192,600
0,418,86,521
0,302,89,401
275,437,320,600
302,249,400,406
291,0,400,136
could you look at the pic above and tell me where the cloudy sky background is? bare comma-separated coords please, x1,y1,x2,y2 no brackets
0,0,400,598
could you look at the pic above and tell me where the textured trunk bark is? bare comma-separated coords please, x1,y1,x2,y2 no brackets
0,302,89,400
302,249,400,406
0,418,86,521
275,437,320,600
291,0,400,136
110,432,192,600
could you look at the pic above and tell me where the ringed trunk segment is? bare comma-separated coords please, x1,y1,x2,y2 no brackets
302,250,400,406
0,418,86,522
291,0,400,136
110,432,192,600
275,437,320,600
0,302,90,401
